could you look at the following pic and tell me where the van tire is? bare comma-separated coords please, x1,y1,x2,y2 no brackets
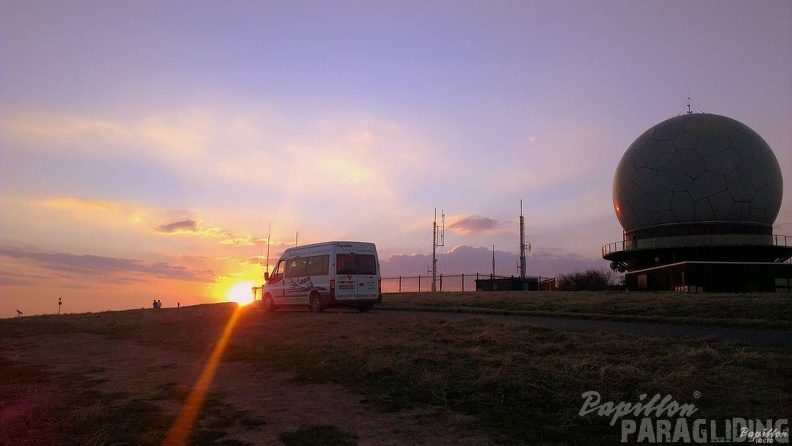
309,293,324,313
264,295,276,312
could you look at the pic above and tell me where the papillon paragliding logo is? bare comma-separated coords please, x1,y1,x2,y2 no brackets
579,390,789,443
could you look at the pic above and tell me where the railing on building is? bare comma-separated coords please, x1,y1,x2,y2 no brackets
602,233,792,257
381,273,557,293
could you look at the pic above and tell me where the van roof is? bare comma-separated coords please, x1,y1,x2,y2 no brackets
284,241,376,250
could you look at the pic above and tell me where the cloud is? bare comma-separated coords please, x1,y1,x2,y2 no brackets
2,108,444,246
42,197,123,213
153,218,266,247
39,196,149,227
244,256,264,265
37,197,264,249
448,216,502,234
0,247,215,283
0,268,47,286
35,196,269,251
155,218,200,234
1,108,437,193
3,107,453,246
1,112,133,154
0,109,210,159
219,236,267,247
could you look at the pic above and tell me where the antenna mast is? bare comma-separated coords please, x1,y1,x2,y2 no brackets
519,200,532,290
492,245,495,276
265,222,271,273
520,200,527,281
431,208,445,292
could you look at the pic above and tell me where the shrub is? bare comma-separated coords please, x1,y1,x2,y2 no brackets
557,269,612,291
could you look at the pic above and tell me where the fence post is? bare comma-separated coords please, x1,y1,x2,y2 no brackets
418,275,421,293
462,273,465,292
399,276,402,293
439,274,443,292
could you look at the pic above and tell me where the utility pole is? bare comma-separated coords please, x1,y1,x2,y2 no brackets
431,208,445,292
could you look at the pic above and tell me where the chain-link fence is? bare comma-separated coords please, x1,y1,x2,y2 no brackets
381,274,557,293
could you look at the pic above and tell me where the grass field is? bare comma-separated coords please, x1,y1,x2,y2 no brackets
1,292,790,445
380,291,792,330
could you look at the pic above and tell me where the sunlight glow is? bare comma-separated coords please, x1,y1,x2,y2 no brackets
226,281,256,306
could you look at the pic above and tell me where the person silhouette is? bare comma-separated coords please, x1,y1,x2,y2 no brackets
157,299,162,309
153,299,158,309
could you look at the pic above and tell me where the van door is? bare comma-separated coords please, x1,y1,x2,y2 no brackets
354,253,378,301
267,260,287,304
284,257,311,306
336,251,378,301
335,253,358,301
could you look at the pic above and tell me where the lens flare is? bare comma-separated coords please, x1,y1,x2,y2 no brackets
164,305,243,445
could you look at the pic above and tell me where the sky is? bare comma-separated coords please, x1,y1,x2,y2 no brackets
1,0,790,317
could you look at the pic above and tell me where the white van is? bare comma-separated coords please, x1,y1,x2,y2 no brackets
262,241,381,312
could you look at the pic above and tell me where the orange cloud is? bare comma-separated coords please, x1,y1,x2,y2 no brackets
448,215,503,234
42,197,123,213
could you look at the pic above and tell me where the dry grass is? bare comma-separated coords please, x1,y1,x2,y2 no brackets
379,291,792,329
279,425,358,446
2,298,790,444
0,358,61,444
224,307,790,443
0,358,171,446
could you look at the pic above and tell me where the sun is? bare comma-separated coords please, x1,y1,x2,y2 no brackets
226,282,256,306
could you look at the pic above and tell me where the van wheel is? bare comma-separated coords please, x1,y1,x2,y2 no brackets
309,294,324,313
357,304,372,313
264,295,275,312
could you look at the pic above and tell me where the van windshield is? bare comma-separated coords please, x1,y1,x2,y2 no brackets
336,254,377,275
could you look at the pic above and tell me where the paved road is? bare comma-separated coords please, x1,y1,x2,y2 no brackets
380,309,792,344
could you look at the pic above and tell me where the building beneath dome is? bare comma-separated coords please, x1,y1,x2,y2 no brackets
602,112,792,292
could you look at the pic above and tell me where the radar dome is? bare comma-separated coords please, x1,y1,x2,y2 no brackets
613,113,783,233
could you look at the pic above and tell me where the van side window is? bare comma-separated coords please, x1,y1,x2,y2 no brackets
284,255,330,278
286,258,305,278
306,255,329,276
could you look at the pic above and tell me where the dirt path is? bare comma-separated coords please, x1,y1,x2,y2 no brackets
2,332,496,445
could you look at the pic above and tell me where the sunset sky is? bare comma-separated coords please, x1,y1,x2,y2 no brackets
2,0,791,317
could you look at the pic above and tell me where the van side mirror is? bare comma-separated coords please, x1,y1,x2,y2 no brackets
264,272,270,281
